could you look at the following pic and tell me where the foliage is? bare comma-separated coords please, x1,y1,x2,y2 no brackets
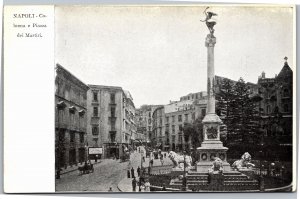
182,116,204,154
216,77,261,150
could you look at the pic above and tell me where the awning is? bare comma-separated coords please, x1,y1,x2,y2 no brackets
79,109,85,116
69,106,77,113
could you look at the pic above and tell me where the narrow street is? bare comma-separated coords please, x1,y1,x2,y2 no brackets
55,148,145,192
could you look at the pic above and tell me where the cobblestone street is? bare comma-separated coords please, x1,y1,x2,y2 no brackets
55,158,129,192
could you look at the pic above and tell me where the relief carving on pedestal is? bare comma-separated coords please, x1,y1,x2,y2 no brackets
206,126,218,139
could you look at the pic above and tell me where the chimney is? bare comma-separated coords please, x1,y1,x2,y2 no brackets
262,71,265,79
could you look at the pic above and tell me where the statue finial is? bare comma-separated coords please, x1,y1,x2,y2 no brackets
284,56,288,62
200,7,217,35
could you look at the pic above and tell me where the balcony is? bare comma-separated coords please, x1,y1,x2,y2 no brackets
91,100,99,105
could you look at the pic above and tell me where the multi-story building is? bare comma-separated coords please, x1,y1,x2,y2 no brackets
150,96,208,151
256,58,293,160
135,104,163,144
55,64,89,169
87,85,136,159
179,91,207,101
152,106,165,149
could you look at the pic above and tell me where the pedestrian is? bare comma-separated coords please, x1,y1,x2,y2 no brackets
137,166,141,177
150,159,154,167
145,180,151,192
108,187,113,192
127,170,131,178
160,155,164,166
132,177,137,192
131,167,135,178
162,186,166,191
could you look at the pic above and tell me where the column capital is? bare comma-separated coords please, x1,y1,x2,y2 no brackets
205,33,216,47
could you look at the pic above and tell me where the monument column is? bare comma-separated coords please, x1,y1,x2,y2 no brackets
197,8,230,172
206,34,216,114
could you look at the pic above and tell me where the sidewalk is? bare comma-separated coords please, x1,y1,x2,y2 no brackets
118,176,140,192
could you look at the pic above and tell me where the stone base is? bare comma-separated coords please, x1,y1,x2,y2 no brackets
199,141,228,149
196,161,231,172
238,168,255,179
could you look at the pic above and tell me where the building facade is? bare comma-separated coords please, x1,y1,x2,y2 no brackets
257,58,293,160
55,64,89,169
87,85,136,159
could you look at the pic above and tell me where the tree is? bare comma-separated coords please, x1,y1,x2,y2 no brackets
183,116,204,156
216,78,235,145
229,78,260,151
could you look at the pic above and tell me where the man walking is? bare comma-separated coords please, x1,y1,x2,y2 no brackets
127,169,131,178
150,159,154,167
131,167,135,178
137,166,141,177
132,177,137,192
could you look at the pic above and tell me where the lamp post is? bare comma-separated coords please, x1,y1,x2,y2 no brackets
139,148,144,192
182,150,188,191
259,142,265,191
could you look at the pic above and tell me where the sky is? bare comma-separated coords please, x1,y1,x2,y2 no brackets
55,5,294,108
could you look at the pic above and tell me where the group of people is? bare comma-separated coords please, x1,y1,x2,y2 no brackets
127,166,142,178
131,177,151,192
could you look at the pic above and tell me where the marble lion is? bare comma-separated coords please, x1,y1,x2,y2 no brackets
232,152,255,170
168,151,192,169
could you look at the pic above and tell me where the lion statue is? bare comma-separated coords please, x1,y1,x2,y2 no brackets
208,157,223,174
232,152,255,170
168,151,192,169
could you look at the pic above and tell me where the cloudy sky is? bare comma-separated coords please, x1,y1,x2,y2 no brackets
55,5,294,108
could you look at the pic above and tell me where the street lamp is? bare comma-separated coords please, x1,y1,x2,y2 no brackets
182,150,188,191
259,142,265,191
139,148,144,192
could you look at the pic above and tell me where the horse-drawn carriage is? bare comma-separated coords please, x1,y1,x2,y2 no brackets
78,162,94,175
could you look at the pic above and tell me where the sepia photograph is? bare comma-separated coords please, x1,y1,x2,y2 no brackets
54,5,295,192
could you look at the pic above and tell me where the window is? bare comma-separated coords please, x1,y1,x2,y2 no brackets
165,117,169,123
92,126,99,135
159,128,162,136
185,114,188,122
58,129,65,141
178,115,182,122
110,131,116,143
172,116,175,123
80,133,84,143
111,107,116,117
179,124,183,131
283,104,289,112
93,107,98,117
93,91,98,101
283,89,289,97
111,119,116,131
159,118,162,126
148,119,151,125
110,93,115,103
70,132,75,142
172,135,175,143
192,112,196,120
172,125,175,134
201,109,206,117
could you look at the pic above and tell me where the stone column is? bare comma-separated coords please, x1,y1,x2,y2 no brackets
206,34,216,114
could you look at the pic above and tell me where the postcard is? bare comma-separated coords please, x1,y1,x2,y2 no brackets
3,4,296,193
